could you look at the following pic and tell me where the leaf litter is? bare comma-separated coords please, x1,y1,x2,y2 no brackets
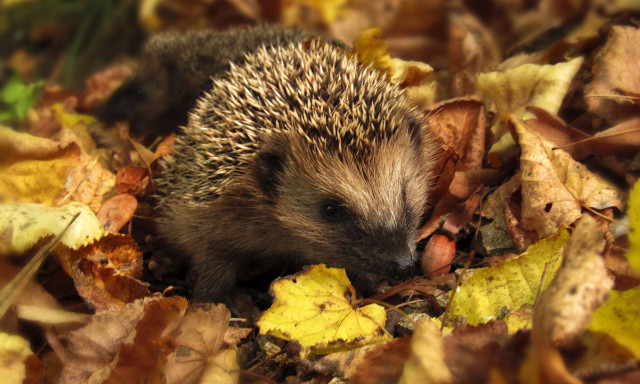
1,1,640,383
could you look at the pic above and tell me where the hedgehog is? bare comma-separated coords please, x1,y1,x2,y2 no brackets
95,26,308,139
155,37,440,303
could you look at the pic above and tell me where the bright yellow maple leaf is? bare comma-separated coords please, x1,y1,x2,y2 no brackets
449,228,570,331
257,264,390,355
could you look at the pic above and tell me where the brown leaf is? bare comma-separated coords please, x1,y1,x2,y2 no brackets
349,337,412,384
164,303,248,384
115,165,152,197
532,214,613,383
96,193,138,233
81,65,133,111
448,13,501,97
60,295,187,383
585,26,640,122
511,117,624,239
399,317,452,384
426,97,486,171
73,257,150,311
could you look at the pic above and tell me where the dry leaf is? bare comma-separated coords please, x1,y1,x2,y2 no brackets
426,97,486,171
115,165,152,196
399,317,452,384
0,126,115,211
532,214,613,383
96,194,138,233
513,117,624,238
60,295,187,383
477,57,583,166
0,202,104,256
0,332,34,384
165,303,250,384
585,26,640,122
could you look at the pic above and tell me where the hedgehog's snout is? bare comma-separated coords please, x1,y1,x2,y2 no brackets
388,250,415,281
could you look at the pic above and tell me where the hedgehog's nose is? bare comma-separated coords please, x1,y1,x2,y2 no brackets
390,252,415,281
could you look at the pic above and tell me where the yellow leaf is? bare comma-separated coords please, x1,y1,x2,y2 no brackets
0,332,33,384
0,202,104,255
354,28,433,87
0,143,79,205
449,228,570,330
310,0,349,24
588,286,640,357
200,348,240,384
478,57,583,164
0,126,115,211
353,28,396,79
257,264,390,354
627,179,640,273
52,103,96,127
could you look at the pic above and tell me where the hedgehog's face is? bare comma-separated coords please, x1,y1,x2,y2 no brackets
254,123,434,285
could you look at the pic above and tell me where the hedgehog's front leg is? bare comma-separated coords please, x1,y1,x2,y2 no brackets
191,246,241,308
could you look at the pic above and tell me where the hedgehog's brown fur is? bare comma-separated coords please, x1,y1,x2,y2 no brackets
156,39,440,303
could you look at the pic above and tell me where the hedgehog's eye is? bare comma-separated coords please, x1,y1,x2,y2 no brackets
321,199,345,221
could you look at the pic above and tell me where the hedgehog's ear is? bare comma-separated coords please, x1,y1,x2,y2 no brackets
254,147,285,197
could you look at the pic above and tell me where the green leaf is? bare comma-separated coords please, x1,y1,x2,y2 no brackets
0,74,44,121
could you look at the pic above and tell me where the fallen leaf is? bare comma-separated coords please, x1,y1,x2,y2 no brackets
96,194,138,233
443,321,510,383
115,165,152,196
477,57,583,166
60,295,187,383
73,257,150,311
353,27,433,88
448,12,501,97
0,332,34,384
449,227,569,330
398,317,452,384
512,117,624,238
165,303,250,384
258,264,390,355
585,26,640,122
342,338,411,383
532,214,613,383
0,126,115,211
426,97,486,171
534,214,613,349
0,202,104,255
82,64,133,111
627,179,640,274
198,348,240,384
588,286,640,357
